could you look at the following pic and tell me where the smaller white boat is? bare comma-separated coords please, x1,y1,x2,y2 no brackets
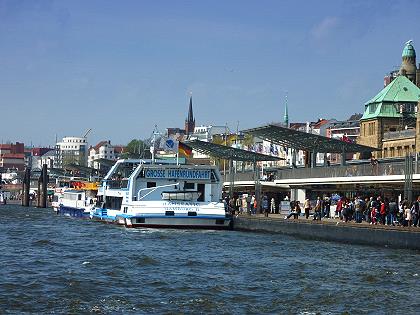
56,190,97,218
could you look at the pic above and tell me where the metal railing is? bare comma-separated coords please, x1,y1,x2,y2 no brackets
275,162,407,179
231,159,419,182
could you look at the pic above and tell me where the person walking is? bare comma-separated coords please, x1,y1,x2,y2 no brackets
412,196,420,227
246,195,252,214
405,205,412,227
304,198,311,219
229,196,235,215
294,201,301,219
236,197,242,214
313,196,322,221
324,196,331,218
250,195,255,215
270,197,276,214
262,195,269,217
388,198,397,226
365,197,373,223
354,196,362,223
380,200,386,225
336,197,343,220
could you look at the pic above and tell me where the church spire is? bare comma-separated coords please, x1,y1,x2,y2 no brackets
187,95,194,122
185,93,196,135
283,93,289,127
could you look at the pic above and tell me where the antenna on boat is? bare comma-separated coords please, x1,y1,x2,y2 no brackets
151,125,161,164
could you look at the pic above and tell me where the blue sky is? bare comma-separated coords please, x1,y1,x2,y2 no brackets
0,0,419,146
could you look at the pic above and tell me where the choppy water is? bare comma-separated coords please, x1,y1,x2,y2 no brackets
1,205,420,314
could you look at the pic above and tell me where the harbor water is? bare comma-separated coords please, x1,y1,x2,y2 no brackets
1,205,420,314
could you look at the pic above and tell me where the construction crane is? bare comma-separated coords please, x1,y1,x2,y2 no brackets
82,128,92,138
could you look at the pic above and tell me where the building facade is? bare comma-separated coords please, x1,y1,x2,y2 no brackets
88,140,121,170
358,41,420,158
55,136,88,168
0,142,25,171
31,147,55,170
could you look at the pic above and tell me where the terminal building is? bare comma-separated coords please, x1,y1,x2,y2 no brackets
358,41,420,159
225,41,420,206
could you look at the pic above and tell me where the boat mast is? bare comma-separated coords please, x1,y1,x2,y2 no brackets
151,125,160,164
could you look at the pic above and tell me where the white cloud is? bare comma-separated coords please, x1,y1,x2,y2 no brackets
311,17,339,40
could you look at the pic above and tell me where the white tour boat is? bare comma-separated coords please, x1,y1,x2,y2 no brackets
91,159,231,229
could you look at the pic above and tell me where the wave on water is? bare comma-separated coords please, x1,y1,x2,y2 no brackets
32,239,58,246
1,205,420,314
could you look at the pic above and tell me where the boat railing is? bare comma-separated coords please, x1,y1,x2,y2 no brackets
137,183,179,201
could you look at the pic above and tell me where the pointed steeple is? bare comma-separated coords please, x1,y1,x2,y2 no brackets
185,93,196,135
187,95,194,122
283,93,289,127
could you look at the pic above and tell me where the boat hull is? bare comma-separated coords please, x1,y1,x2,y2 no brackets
91,210,232,230
58,205,91,218
123,216,232,229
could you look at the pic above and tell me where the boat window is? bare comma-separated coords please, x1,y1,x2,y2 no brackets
184,182,195,190
78,194,82,201
165,211,175,216
96,195,103,207
105,196,123,210
188,211,197,216
147,182,156,188
197,184,205,202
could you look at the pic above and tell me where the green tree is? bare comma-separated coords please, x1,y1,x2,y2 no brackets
121,139,151,159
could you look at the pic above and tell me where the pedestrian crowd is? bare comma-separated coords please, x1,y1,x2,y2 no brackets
285,195,420,227
225,194,279,217
225,193,420,228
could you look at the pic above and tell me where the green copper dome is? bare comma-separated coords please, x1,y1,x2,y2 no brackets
402,40,416,58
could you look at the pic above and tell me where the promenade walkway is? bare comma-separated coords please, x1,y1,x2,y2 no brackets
233,213,420,250
240,213,420,233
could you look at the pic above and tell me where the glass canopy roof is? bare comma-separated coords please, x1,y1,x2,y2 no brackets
185,140,283,162
243,124,379,153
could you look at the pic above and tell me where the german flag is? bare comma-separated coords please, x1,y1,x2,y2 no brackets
178,142,192,157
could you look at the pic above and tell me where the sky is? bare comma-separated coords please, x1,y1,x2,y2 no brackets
1,0,420,147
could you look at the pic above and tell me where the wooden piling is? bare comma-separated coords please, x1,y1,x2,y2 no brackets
22,167,30,207
41,164,48,208
37,174,42,208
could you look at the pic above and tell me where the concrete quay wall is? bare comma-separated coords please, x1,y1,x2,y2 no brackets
233,216,420,250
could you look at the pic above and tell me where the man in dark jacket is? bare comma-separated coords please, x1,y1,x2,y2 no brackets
412,196,420,227
388,198,398,226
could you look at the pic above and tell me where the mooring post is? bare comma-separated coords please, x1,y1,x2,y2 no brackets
42,164,48,208
37,173,42,208
22,167,30,207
